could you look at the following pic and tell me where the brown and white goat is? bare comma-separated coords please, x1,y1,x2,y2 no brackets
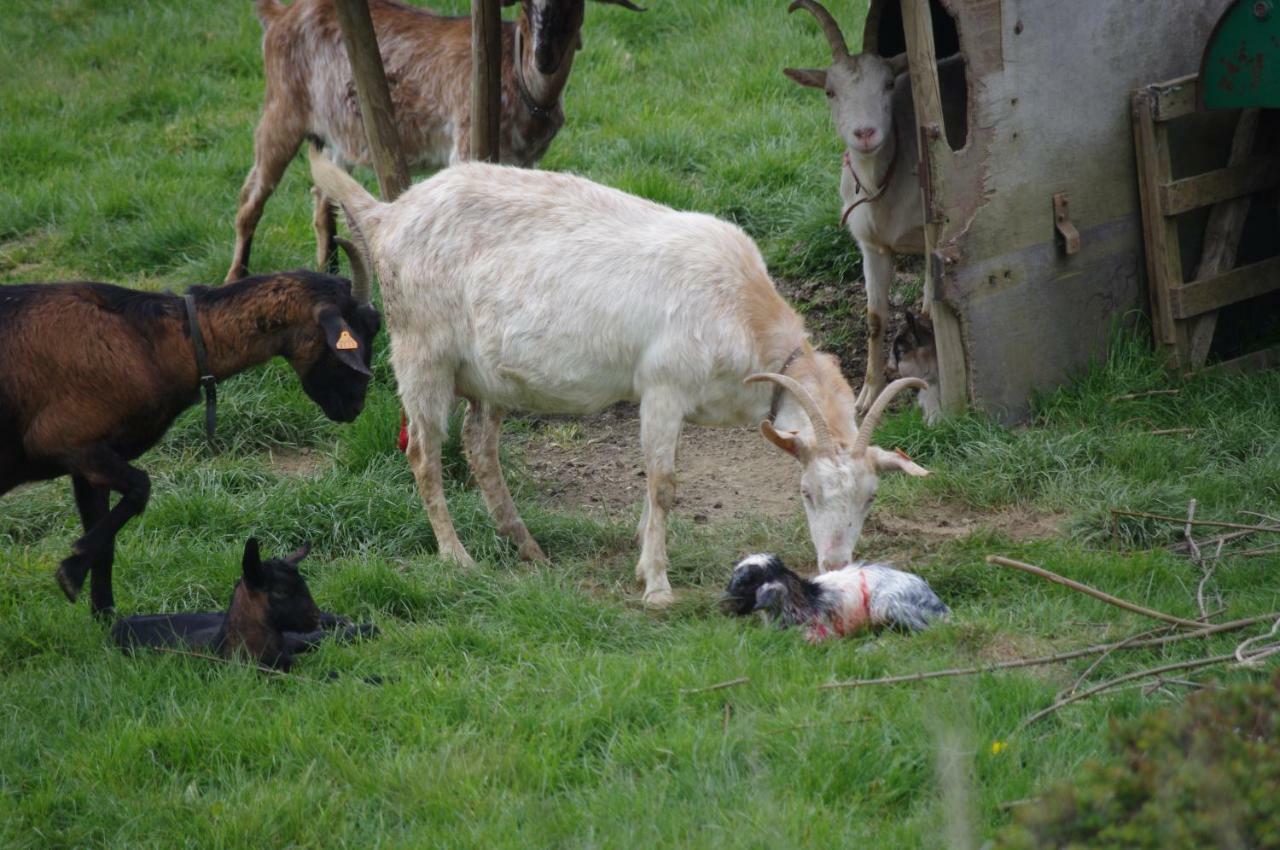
0,258,380,615
784,0,964,415
227,0,644,282
310,149,929,607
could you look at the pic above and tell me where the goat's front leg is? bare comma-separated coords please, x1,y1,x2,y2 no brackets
462,401,546,562
406,409,475,566
311,187,339,274
71,474,115,617
856,246,894,415
57,451,150,615
636,388,684,608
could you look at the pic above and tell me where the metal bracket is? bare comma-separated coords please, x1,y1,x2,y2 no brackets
1053,192,1080,255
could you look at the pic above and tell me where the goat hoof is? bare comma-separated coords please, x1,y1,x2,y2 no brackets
518,540,548,563
642,588,675,609
91,605,117,622
53,557,90,603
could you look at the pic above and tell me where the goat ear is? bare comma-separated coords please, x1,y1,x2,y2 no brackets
282,542,312,569
886,51,909,76
867,445,929,477
317,306,374,377
242,538,268,589
783,67,827,89
760,421,805,459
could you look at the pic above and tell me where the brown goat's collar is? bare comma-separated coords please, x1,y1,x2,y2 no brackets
839,146,898,228
767,346,807,424
513,26,558,123
184,294,218,450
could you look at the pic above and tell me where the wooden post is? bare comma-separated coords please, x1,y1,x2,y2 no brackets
900,0,967,416
471,0,503,163
332,0,411,200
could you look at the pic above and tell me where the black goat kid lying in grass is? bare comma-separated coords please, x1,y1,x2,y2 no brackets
721,553,948,643
0,245,380,616
113,539,377,672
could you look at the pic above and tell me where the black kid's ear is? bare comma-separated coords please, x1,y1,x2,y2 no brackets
242,538,267,589
317,306,374,377
783,67,828,89
283,543,312,569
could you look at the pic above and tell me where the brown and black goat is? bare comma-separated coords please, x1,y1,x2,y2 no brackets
0,256,381,616
227,0,645,282
112,538,377,671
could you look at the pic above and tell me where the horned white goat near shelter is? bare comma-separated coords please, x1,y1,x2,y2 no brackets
309,148,929,606
784,0,965,415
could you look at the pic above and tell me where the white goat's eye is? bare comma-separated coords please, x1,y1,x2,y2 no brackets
802,488,814,505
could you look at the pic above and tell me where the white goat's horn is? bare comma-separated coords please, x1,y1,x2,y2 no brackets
335,237,372,306
788,0,849,60
852,378,928,455
745,372,836,455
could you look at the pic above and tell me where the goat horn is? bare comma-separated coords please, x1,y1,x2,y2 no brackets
851,378,928,455
788,0,848,59
334,237,372,306
594,0,647,10
745,372,835,455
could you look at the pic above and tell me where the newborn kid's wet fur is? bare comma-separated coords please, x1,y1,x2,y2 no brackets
721,553,948,642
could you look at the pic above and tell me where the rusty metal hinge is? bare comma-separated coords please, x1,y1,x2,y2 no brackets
1053,192,1080,255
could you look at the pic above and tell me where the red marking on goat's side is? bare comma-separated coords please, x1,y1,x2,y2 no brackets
398,410,409,453
858,571,871,625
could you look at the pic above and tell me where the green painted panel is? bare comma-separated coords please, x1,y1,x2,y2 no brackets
1201,0,1280,109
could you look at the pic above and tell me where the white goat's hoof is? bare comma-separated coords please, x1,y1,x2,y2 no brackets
642,587,675,608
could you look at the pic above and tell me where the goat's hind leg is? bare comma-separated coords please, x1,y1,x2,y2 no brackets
70,474,116,617
227,109,303,282
311,187,339,274
636,388,684,608
462,401,546,562
405,402,475,566
57,453,150,615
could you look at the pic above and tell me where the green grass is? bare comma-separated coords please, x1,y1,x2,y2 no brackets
4,2,1280,848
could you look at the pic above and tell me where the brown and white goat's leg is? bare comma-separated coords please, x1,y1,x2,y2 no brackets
71,474,115,617
636,389,684,607
405,404,475,566
855,247,894,415
227,110,304,282
56,450,150,615
311,187,339,275
462,400,546,562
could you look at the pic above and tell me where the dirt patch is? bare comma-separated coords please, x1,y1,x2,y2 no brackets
515,404,798,524
265,447,329,478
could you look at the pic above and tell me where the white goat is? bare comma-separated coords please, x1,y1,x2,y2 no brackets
310,148,928,606
228,0,643,282
784,0,964,415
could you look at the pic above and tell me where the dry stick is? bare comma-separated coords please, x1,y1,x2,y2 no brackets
1061,621,1175,700
681,676,749,695
1183,499,1213,621
1227,542,1280,558
986,556,1205,629
1241,510,1280,525
1110,509,1280,535
1171,526,1271,554
820,613,1278,689
1013,652,1245,735
1151,428,1195,436
1112,389,1180,401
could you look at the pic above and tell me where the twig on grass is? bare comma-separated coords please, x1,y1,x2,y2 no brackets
1111,509,1280,536
681,676,749,695
1112,389,1180,401
819,613,1278,689
1013,652,1243,735
1060,621,1175,700
986,556,1205,629
1150,428,1195,436
1235,617,1280,666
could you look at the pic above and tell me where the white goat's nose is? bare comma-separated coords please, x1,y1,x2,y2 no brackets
853,127,877,142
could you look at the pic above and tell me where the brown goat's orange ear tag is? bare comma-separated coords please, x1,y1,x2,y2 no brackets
336,330,359,351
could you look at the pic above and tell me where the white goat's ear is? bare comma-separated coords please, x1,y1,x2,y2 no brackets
886,52,909,76
783,67,827,89
760,421,805,459
867,445,929,477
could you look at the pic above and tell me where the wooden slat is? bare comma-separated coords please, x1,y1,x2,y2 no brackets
470,0,502,163
333,0,411,200
1185,108,1261,369
1148,74,1199,122
1169,255,1280,319
1159,156,1280,216
1131,90,1185,354
1200,343,1280,376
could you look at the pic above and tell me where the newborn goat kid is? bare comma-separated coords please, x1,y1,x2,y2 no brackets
722,553,948,643
112,539,377,671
